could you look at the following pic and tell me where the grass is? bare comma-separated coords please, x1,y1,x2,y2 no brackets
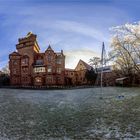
0,88,140,139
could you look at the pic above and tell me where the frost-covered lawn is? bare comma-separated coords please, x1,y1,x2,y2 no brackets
0,87,140,140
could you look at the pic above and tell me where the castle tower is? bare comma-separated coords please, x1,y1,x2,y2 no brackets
9,32,66,86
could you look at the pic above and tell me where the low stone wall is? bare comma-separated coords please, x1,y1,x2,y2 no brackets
0,85,98,90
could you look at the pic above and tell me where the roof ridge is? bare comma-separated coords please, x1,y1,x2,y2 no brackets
80,59,91,67
46,44,53,51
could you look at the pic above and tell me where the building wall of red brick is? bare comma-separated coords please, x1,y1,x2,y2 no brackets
9,33,65,86
65,60,90,85
9,33,118,87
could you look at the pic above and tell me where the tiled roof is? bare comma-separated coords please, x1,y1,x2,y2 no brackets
47,45,53,51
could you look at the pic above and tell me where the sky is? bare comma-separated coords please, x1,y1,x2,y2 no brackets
0,0,140,69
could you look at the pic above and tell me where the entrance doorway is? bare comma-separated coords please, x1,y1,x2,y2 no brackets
34,76,43,86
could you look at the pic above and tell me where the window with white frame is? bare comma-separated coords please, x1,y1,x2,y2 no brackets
56,58,62,64
56,67,61,74
47,55,52,62
47,66,52,73
34,67,45,73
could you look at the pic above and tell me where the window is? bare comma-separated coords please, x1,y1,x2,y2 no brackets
56,58,62,64
34,67,45,73
36,60,43,65
22,67,28,73
46,76,53,83
56,68,61,74
22,77,28,82
13,69,17,74
56,77,61,82
13,60,18,65
47,66,52,73
13,78,18,83
35,77,42,83
22,58,28,65
48,55,52,62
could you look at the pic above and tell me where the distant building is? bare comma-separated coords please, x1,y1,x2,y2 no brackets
69,62,127,87
9,32,65,86
95,65,120,86
116,77,129,86
65,59,93,85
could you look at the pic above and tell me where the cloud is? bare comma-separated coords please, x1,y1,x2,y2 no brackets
0,0,131,69
64,49,99,69
50,20,109,42
0,59,8,69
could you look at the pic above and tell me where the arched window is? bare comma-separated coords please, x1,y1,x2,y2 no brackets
47,55,52,62
21,56,29,65
56,58,62,64
13,60,18,65
35,77,42,83
47,65,52,73
56,67,61,74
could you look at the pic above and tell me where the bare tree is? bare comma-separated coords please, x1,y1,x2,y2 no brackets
89,57,100,70
1,64,10,74
110,22,140,84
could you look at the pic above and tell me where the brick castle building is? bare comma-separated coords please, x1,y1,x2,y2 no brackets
9,32,65,86
9,32,93,86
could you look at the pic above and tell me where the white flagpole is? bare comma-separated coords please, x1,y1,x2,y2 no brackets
101,42,105,95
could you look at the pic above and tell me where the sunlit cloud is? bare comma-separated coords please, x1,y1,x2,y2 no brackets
0,0,135,69
65,49,100,69
52,20,109,42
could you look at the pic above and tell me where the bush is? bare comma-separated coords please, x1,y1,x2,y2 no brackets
0,74,10,86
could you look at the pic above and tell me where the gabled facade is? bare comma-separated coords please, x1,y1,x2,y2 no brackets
65,59,93,85
75,59,92,71
75,59,92,85
9,32,65,86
